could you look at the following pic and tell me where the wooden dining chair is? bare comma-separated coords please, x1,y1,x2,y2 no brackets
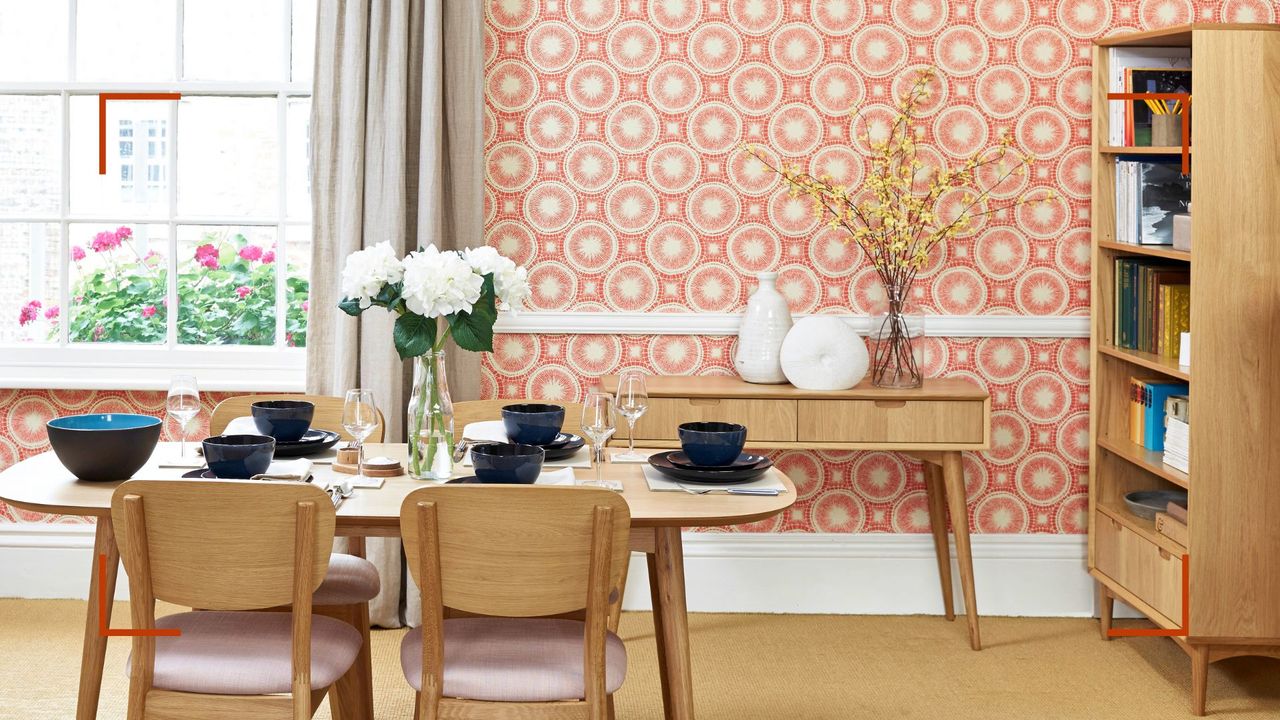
453,398,586,440
110,480,362,720
209,393,382,717
399,485,632,720
209,393,386,442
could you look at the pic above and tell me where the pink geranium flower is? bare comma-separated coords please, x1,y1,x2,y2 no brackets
238,245,263,262
18,300,41,326
194,243,219,270
141,305,157,319
261,250,275,264
44,305,59,321
301,300,309,312
235,285,252,299
71,246,86,261
90,230,121,253
92,325,105,341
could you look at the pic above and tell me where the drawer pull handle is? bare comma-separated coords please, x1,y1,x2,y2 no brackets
1159,549,1172,560
688,398,721,407
873,400,907,409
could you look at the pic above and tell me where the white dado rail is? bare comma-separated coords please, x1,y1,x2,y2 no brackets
495,312,1089,338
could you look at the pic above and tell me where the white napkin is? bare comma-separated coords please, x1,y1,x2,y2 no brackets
223,416,261,435
641,465,788,494
534,468,577,486
461,421,592,468
251,458,313,481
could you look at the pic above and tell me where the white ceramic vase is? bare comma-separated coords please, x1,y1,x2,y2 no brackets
734,272,793,384
779,316,869,391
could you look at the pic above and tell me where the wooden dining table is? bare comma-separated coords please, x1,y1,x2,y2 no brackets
0,442,795,720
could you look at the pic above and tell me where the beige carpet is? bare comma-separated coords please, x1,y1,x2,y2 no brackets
2,599,1279,719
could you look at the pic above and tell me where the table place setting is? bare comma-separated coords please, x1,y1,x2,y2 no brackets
641,420,785,495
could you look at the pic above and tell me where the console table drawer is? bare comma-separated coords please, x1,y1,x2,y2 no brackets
632,398,797,442
797,400,985,445
1095,514,1183,623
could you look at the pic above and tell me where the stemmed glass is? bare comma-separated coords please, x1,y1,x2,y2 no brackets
580,391,617,487
342,389,378,485
614,371,648,461
166,375,200,459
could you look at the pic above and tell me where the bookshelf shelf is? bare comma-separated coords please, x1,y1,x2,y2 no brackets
1100,146,1190,155
1097,344,1190,381
1091,26,1280,714
1098,241,1191,262
1097,436,1190,489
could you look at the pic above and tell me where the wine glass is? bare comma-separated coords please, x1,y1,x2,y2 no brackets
342,389,378,484
166,375,200,459
614,371,648,460
580,391,617,487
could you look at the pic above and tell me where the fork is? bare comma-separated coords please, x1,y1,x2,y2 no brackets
674,482,713,495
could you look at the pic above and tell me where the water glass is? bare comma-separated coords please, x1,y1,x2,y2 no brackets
166,375,200,458
342,389,378,484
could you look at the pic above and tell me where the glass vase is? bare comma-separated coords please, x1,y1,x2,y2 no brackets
870,285,924,389
407,351,455,481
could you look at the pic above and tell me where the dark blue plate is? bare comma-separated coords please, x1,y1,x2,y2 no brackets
647,451,772,484
272,429,341,457
541,434,585,460
666,451,766,470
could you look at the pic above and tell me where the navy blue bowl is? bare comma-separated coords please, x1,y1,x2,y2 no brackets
46,414,162,482
470,442,545,484
677,422,747,467
203,434,276,479
251,400,315,442
501,403,565,446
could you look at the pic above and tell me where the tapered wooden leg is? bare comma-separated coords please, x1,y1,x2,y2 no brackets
324,602,374,720
78,516,119,720
941,452,981,650
923,463,955,621
652,527,695,720
1190,644,1209,716
608,694,617,720
1098,583,1114,641
646,552,672,720
412,692,422,720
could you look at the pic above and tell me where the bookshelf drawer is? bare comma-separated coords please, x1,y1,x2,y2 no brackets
631,398,797,442
797,400,986,445
1096,514,1184,623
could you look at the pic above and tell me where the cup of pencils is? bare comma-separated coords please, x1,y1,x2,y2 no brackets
1147,98,1182,147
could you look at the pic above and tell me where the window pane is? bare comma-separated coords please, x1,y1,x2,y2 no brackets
68,223,168,344
292,0,317,83
0,1,69,80
184,0,284,81
178,97,278,217
177,225,277,346
286,97,311,219
76,0,175,81
69,97,171,218
0,96,61,216
284,224,310,347
0,223,60,344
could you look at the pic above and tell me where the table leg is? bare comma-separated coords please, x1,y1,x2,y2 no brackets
78,516,119,720
646,552,672,720
941,452,981,650
923,463,955,621
651,527,695,720
327,535,373,720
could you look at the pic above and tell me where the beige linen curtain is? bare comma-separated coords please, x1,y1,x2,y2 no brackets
306,0,485,627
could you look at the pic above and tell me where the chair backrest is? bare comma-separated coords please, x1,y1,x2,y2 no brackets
111,480,336,610
210,393,386,442
400,485,631,618
453,398,586,440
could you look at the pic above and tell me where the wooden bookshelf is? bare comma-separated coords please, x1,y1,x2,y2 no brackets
1090,25,1280,716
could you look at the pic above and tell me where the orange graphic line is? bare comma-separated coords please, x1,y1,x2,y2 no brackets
98,553,181,637
98,93,182,175
1107,554,1189,638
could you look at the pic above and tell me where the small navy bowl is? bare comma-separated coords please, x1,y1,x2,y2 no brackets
47,414,162,482
677,421,747,467
251,400,315,442
501,403,565,445
470,442,545,484
203,434,276,479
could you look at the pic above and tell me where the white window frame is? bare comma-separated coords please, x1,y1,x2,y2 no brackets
0,0,310,391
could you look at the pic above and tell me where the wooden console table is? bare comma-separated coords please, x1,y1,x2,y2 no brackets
601,374,991,650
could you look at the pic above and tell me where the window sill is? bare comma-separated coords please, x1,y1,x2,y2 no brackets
0,344,305,391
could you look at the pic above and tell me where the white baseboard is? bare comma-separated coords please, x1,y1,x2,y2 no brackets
0,525,1141,618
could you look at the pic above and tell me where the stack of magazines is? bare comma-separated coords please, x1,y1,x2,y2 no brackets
1163,395,1190,473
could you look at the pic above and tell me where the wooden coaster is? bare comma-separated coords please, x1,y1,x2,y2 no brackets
336,446,360,465
333,460,403,477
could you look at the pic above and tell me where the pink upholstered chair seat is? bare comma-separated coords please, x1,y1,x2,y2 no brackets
127,611,362,695
314,552,380,605
400,617,627,702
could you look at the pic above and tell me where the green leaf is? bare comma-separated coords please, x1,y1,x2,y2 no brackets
338,297,364,316
447,276,497,353
393,312,437,359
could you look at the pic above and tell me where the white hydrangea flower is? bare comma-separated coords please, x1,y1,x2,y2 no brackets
401,245,483,318
339,241,403,309
464,245,532,311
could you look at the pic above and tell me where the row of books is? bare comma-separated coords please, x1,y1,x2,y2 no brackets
1114,258,1190,357
1163,394,1190,474
1129,378,1188,453
1113,160,1191,246
1106,46,1191,147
